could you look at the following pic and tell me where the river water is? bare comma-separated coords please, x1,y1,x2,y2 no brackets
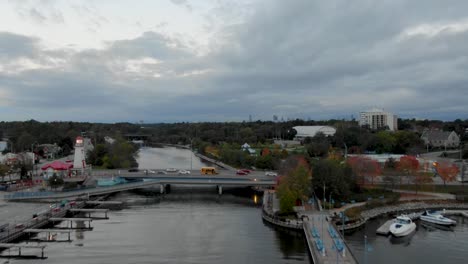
4,147,310,264
3,147,468,263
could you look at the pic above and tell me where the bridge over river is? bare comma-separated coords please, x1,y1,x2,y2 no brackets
4,174,276,201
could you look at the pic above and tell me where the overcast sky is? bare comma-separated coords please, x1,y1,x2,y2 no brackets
1,0,467,123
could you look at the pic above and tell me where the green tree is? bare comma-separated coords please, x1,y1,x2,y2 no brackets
276,165,311,213
312,159,356,202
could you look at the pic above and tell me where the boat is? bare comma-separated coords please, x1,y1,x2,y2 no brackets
420,210,456,226
389,215,416,237
97,176,128,187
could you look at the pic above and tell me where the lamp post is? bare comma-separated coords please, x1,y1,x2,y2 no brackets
190,138,193,171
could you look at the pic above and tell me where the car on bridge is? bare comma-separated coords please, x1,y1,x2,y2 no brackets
157,171,167,175
265,171,278,177
178,170,190,175
236,170,248,175
240,169,252,174
166,168,177,173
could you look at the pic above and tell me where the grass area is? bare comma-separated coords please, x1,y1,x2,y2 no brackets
394,184,468,194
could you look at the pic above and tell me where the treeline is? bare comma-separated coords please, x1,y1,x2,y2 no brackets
2,118,467,155
86,138,138,169
0,120,142,153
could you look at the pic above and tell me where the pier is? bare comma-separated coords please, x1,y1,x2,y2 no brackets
24,229,73,242
0,243,47,259
69,208,110,219
49,218,93,230
303,213,358,264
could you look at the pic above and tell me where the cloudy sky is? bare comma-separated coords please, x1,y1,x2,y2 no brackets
1,0,467,122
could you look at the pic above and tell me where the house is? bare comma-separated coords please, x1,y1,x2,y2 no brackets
241,143,256,156
421,129,460,148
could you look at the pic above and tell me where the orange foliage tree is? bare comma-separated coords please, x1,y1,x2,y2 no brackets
436,161,459,186
397,155,420,185
261,148,271,156
347,156,382,185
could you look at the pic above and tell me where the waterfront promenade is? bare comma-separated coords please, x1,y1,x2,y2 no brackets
262,191,358,264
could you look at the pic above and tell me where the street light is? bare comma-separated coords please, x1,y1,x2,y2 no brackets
189,138,193,171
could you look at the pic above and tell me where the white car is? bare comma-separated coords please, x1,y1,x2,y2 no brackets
265,172,278,177
178,170,191,175
166,168,177,172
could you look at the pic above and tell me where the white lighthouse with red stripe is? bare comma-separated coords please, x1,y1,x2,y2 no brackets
73,136,86,170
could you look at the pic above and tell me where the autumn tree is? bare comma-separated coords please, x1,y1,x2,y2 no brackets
276,159,312,213
397,155,420,185
436,161,460,186
347,156,382,185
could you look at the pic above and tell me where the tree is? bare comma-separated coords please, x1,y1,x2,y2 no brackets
312,159,356,202
276,163,311,213
347,156,381,185
436,161,459,186
396,155,420,185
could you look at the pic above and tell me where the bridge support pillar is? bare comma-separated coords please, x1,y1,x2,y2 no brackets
160,184,165,194
217,185,223,195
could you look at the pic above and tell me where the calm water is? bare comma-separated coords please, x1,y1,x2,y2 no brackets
136,146,211,170
7,190,309,264
3,147,310,264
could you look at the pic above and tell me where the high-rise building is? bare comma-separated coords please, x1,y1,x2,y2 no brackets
359,108,398,131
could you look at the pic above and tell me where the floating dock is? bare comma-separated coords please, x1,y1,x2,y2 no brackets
0,243,47,259
86,201,123,205
69,208,109,219
376,219,395,235
376,212,422,235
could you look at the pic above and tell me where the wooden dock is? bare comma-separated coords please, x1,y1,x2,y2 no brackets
86,200,122,205
0,243,47,259
376,219,395,235
69,208,109,219
376,212,422,235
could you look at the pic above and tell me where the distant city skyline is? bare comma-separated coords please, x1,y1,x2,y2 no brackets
1,0,468,122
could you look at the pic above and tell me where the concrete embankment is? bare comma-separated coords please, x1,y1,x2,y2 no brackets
261,191,303,230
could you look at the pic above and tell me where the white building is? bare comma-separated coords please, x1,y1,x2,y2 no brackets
359,108,398,131
292,126,336,141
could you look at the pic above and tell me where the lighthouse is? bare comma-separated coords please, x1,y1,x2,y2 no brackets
73,136,87,171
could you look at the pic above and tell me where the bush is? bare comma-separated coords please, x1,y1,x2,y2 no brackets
345,207,363,219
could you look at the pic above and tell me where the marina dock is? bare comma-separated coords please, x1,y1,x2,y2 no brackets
0,243,47,259
376,212,422,235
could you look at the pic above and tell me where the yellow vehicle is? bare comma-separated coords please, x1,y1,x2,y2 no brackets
201,167,218,175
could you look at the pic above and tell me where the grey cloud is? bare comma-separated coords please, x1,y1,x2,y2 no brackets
2,0,468,122
0,32,38,59
107,32,190,60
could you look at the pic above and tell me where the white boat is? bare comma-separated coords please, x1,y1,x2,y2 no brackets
389,215,416,237
420,210,456,226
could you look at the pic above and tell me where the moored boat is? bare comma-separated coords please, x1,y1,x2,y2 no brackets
389,215,417,237
420,210,456,226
